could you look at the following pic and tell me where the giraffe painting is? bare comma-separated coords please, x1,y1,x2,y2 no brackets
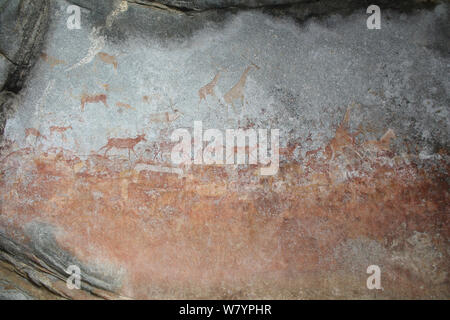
198,71,221,108
223,63,259,112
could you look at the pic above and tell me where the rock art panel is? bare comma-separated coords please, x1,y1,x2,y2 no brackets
0,0,448,299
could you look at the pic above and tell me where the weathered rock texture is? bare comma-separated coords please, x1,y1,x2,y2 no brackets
0,0,448,299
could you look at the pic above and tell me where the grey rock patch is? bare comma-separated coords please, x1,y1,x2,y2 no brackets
0,222,125,296
3,3,448,159
0,55,11,87
24,221,125,293
0,280,34,300
0,0,50,93
0,0,51,141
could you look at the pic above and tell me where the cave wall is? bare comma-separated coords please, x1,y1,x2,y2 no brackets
0,0,448,299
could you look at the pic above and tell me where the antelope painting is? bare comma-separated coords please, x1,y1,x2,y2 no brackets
116,101,136,111
143,94,161,104
40,53,65,68
148,98,182,123
99,134,147,159
363,129,396,152
25,128,46,142
149,111,181,123
96,52,118,70
65,87,109,112
49,125,73,142
80,93,108,112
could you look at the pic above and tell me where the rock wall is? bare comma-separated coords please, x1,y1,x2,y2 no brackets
0,0,448,299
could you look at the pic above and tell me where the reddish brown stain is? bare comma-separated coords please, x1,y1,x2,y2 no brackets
0,147,32,163
1,110,448,299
